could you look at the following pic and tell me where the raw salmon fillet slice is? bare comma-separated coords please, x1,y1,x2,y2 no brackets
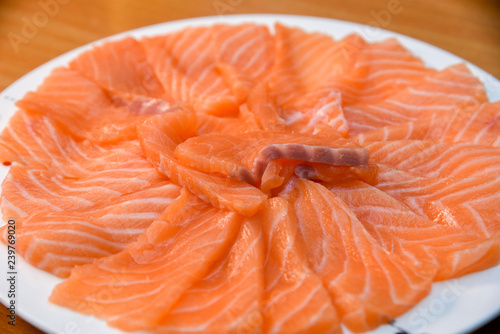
294,163,379,186
259,160,301,196
269,24,353,105
110,94,173,116
327,180,500,281
0,110,81,172
375,165,500,238
324,37,434,105
69,36,166,100
281,89,347,137
141,26,239,116
242,84,289,133
158,216,264,334
242,84,348,137
50,189,242,332
16,67,164,143
260,160,287,195
344,63,488,134
175,131,368,184
355,101,500,146
212,24,275,102
138,106,267,216
365,140,500,178
259,197,341,334
1,140,166,220
1,181,180,277
196,110,264,137
281,179,433,333
267,24,350,135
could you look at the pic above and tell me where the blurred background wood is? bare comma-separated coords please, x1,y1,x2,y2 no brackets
0,0,499,333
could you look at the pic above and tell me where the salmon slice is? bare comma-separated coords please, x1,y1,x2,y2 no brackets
267,24,351,135
267,30,433,135
260,160,300,197
1,140,166,220
375,165,500,238
259,197,341,334
281,179,432,333
0,109,83,173
344,63,488,134
243,84,288,133
1,181,181,277
243,84,347,137
17,67,165,143
69,37,166,99
141,26,238,116
260,161,379,195
355,101,500,146
324,38,434,105
365,140,500,178
281,89,347,137
49,189,242,332
196,111,262,136
260,160,286,195
327,181,500,281
269,24,353,105
212,24,274,102
195,112,241,134
294,163,379,186
236,103,271,134
111,94,173,116
138,107,267,216
158,216,264,334
174,131,368,184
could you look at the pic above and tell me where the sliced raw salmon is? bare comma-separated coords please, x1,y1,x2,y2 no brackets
243,84,288,133
138,106,267,216
242,84,348,137
294,163,379,186
0,109,82,173
281,89,347,137
355,101,500,146
260,160,300,197
0,22,498,334
16,67,166,143
111,94,173,116
158,216,264,334
268,24,351,135
327,180,500,281
365,140,500,178
141,26,238,116
174,131,368,184
344,63,488,134
269,24,353,105
259,197,341,334
212,24,274,102
375,164,500,238
196,111,263,136
49,189,242,332
1,181,180,278
324,37,434,105
260,160,286,195
281,178,433,333
1,140,166,220
69,37,166,99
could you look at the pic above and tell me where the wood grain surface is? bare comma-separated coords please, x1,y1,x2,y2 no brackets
0,0,499,333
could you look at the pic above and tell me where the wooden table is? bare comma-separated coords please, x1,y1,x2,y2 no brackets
0,0,499,333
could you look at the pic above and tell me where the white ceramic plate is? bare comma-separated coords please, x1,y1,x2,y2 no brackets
0,14,499,334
